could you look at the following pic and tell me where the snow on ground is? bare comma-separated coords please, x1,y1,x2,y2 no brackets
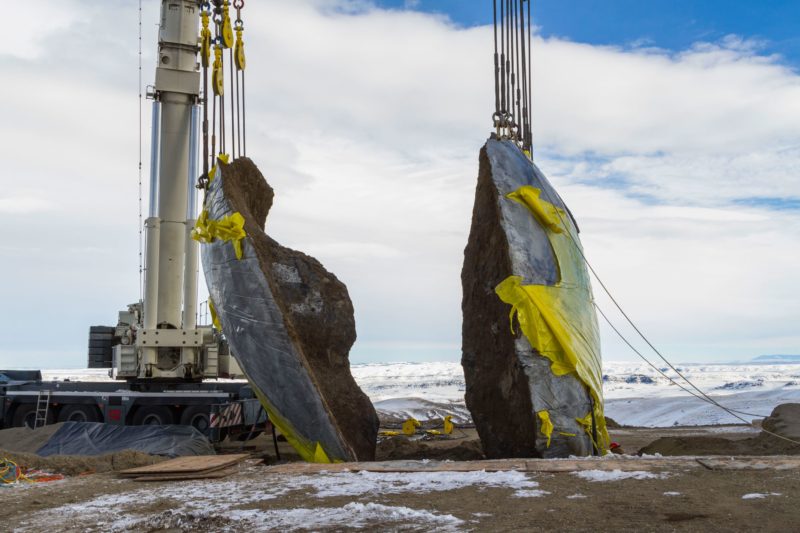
741,493,782,500
572,469,670,482
37,361,800,428
16,467,545,532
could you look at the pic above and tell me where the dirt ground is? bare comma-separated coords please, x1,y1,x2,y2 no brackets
2,425,799,532
1,456,798,532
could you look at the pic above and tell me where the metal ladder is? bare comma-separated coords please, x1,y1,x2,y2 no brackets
34,390,51,429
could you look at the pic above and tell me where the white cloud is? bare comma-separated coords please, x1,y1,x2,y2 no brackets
0,0,798,368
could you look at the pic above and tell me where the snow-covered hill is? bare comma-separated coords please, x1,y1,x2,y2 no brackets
34,361,800,427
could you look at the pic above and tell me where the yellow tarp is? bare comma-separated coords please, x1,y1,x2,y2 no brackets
251,385,336,464
496,185,609,453
192,209,246,259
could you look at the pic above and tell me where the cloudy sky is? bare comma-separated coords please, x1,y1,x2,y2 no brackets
1,0,798,369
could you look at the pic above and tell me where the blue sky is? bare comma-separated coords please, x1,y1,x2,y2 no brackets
1,0,798,369
378,0,800,66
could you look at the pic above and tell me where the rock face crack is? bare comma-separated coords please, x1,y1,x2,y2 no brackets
200,157,378,462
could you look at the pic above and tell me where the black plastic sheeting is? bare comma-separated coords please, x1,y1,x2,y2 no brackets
35,422,215,457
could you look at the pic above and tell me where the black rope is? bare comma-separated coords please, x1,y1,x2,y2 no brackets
242,71,246,156
493,0,500,124
533,169,800,447
491,0,532,149
229,47,236,159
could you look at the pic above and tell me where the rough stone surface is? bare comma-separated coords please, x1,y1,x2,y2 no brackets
461,147,537,459
762,403,800,440
461,139,595,459
207,158,378,461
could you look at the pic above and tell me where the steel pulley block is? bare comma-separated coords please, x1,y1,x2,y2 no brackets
221,1,235,49
212,47,224,96
234,28,246,71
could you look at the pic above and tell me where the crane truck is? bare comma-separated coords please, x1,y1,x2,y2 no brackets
0,0,263,440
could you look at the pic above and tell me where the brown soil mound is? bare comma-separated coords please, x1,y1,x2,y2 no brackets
0,424,65,453
638,434,800,456
376,437,484,461
763,403,800,439
0,448,162,476
640,404,800,456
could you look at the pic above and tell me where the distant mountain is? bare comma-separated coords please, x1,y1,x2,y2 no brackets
751,354,800,364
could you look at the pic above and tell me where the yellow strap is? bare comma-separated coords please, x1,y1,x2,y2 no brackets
192,209,246,260
208,297,222,331
443,415,454,435
313,442,332,463
537,410,554,448
402,417,421,436
506,186,564,234
208,153,230,183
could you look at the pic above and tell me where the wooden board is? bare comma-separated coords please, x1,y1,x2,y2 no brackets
263,456,800,475
132,466,239,482
118,454,249,477
696,457,800,471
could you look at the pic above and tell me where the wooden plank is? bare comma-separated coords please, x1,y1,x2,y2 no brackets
118,454,249,476
696,457,800,471
132,466,239,482
264,456,800,475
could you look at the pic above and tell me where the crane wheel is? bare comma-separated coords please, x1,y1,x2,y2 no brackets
57,405,102,423
11,404,54,429
180,405,211,434
131,406,175,426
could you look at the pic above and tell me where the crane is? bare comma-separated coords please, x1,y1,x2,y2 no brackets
97,0,248,383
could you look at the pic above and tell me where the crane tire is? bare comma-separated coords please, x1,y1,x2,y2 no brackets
131,406,175,426
57,405,103,423
11,404,54,429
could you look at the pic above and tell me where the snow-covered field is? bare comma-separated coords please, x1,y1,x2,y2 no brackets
36,360,800,427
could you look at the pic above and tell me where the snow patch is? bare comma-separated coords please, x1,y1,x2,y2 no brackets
281,470,541,497
742,492,782,500
572,469,669,482
663,491,682,496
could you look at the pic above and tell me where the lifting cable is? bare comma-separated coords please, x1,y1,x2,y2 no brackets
138,0,144,303
492,0,533,155
200,0,246,190
234,0,246,158
494,0,799,447
200,1,212,181
537,181,800,447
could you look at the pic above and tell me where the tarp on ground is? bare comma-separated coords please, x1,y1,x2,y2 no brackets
35,422,215,457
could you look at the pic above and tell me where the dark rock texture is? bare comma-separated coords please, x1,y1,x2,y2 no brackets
762,403,800,440
201,157,378,462
461,147,538,458
461,139,596,459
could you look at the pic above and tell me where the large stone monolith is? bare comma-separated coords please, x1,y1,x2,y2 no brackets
462,138,608,458
199,157,378,462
